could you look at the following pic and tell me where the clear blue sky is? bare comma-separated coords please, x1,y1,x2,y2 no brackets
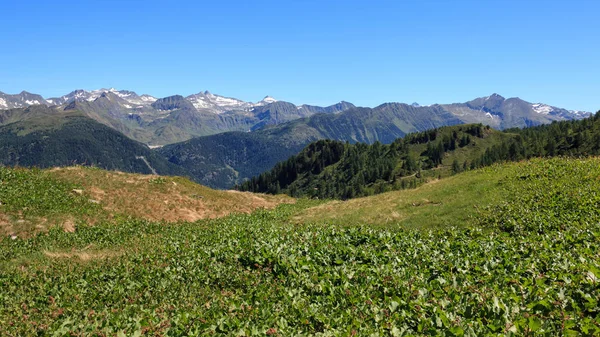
1,0,598,111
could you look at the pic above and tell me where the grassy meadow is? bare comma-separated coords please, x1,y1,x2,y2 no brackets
1,158,599,336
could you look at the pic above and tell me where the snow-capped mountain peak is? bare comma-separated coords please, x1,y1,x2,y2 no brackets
259,96,277,104
529,102,591,119
186,91,256,113
0,90,49,109
2,87,279,113
47,88,157,107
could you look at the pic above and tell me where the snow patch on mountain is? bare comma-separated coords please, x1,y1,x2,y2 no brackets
568,110,590,117
530,103,591,118
531,103,553,115
114,91,131,98
186,91,256,114
0,98,7,108
259,96,277,104
52,88,157,107
140,95,157,103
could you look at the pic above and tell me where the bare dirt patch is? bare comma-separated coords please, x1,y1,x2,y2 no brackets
0,212,14,236
43,248,122,261
62,219,76,233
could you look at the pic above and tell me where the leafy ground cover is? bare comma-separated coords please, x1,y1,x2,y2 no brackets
0,166,104,236
1,158,599,335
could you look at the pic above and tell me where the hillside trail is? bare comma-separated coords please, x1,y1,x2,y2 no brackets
135,156,158,175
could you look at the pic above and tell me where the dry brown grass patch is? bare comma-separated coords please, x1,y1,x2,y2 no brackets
62,219,76,233
46,167,294,223
0,212,14,236
43,246,122,261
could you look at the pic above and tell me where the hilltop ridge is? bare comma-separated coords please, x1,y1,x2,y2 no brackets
0,165,292,237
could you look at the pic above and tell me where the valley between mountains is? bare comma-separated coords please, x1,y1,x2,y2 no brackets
0,88,591,189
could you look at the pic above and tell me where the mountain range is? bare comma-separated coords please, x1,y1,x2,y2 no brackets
0,88,593,188
0,89,590,145
0,89,356,145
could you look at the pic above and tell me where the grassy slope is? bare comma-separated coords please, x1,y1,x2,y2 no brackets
1,158,599,335
0,166,292,237
293,168,503,229
292,129,514,227
295,156,600,229
419,127,514,171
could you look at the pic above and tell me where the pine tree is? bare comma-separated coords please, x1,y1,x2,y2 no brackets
452,159,461,174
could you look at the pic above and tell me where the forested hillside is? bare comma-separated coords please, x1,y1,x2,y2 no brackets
240,112,600,199
0,112,188,177
161,98,590,190
238,124,510,198
158,131,305,189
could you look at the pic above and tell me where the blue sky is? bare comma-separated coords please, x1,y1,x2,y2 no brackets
0,0,598,111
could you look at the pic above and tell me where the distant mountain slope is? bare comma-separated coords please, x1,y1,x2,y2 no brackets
0,104,59,125
62,93,225,145
159,131,301,189
47,88,157,106
441,93,589,129
294,103,464,143
55,90,355,145
0,108,188,176
157,95,593,189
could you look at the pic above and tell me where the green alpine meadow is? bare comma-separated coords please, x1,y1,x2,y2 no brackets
1,156,599,336
2,2,599,335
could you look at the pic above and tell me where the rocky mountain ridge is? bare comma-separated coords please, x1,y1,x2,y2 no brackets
0,89,592,147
